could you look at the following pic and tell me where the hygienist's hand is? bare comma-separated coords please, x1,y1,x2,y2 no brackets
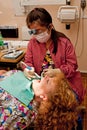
0,70,7,76
24,67,35,80
42,68,61,77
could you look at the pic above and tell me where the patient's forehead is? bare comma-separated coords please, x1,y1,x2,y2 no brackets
52,72,65,81
50,73,65,88
38,72,65,92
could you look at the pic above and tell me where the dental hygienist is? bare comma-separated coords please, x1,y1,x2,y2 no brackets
22,7,85,103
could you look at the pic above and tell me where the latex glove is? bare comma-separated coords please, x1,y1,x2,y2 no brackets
41,68,61,77
0,70,7,76
24,67,35,80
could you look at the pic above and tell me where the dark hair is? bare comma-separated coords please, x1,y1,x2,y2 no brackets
51,30,68,54
26,8,52,27
26,8,68,54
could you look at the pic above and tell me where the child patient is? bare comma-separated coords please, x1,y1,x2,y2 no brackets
31,69,79,130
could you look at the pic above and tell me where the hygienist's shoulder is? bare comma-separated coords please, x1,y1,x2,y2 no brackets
59,36,70,42
59,37,72,46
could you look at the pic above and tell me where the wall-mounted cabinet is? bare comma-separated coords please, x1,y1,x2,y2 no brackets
21,0,66,6
13,0,66,16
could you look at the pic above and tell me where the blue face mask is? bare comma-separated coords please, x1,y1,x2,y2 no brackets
28,29,37,35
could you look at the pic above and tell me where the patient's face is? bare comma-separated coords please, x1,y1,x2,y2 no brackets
32,75,55,98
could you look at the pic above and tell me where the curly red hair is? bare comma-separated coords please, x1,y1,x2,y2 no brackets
34,71,79,130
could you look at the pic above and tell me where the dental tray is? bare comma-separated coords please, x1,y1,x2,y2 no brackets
3,50,23,59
